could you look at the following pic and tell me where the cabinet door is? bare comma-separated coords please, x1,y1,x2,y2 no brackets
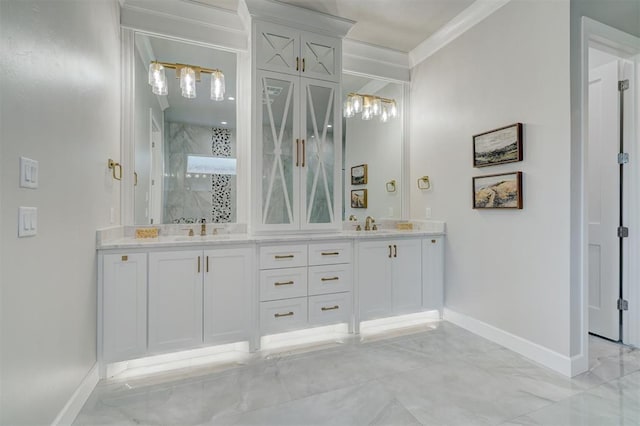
300,31,340,82
301,78,340,229
422,237,444,310
358,241,392,320
391,239,423,314
204,247,254,344
256,70,300,230
103,253,147,362
255,21,300,76
148,250,203,353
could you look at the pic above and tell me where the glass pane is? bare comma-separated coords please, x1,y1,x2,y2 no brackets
305,83,335,224
261,76,295,224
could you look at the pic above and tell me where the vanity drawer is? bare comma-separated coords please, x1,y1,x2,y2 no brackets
259,267,307,301
308,264,352,296
260,244,308,269
308,242,352,266
260,297,308,334
308,292,352,326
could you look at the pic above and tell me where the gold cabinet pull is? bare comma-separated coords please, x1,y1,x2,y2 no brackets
301,139,305,167
302,57,305,72
107,159,122,181
388,245,392,258
275,254,294,259
121,255,128,261
321,277,339,282
321,252,339,256
274,280,294,286
206,256,209,273
134,172,138,186
393,245,397,258
296,139,300,166
432,239,436,243
321,305,339,311
275,311,294,318
296,57,299,71
197,256,201,273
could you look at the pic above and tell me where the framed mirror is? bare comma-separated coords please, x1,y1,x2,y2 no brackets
130,32,238,225
342,73,405,220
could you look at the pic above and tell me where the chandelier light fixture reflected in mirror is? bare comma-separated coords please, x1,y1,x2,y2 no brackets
343,93,398,123
148,61,225,101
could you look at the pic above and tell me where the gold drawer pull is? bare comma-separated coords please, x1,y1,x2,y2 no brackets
274,280,294,286
321,305,339,311
121,255,128,261
275,255,294,259
321,252,339,256
274,311,294,318
432,239,436,243
321,277,339,282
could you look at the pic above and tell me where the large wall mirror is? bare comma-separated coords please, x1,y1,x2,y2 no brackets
342,73,404,220
132,33,238,225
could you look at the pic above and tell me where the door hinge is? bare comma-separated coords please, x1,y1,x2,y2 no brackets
617,299,629,311
618,226,629,238
618,80,629,91
618,153,629,164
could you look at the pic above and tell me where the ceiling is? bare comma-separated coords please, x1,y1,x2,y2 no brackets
187,0,476,52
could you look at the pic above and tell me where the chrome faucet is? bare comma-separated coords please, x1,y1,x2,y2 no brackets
365,216,375,231
200,218,207,236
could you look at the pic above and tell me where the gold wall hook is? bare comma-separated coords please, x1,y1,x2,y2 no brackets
108,159,122,181
417,176,431,190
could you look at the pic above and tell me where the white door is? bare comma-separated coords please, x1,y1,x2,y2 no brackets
391,239,422,314
588,59,620,340
358,241,392,320
300,31,340,83
254,21,300,76
203,247,253,344
148,250,203,352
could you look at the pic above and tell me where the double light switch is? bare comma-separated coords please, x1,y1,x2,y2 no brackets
19,207,37,237
20,157,39,189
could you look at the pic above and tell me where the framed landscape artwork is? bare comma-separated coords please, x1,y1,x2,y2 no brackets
473,171,522,209
473,123,523,167
351,189,368,208
351,164,368,185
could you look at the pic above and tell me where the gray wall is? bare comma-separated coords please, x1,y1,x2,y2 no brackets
410,0,572,356
569,0,640,355
0,1,121,424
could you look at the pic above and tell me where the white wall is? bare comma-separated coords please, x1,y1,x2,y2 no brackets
0,1,121,424
410,1,572,356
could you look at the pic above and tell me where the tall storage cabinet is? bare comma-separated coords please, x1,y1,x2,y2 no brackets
253,19,343,232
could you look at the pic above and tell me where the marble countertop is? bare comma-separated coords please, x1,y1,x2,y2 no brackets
97,229,445,250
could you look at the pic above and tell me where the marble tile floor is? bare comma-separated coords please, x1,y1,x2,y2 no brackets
74,321,640,425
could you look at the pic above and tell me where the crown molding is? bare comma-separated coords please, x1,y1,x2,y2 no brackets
343,39,410,82
409,0,512,68
245,0,355,39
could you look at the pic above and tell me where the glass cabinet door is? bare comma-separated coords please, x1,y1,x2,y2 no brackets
301,78,338,227
258,71,300,227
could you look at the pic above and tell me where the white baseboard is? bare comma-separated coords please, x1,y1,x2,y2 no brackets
443,308,583,377
52,363,99,426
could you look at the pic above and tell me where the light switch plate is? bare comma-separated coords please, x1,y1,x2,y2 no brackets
20,157,39,189
18,206,37,237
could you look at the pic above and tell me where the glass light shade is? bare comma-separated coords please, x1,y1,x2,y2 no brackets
380,106,389,123
390,101,398,118
151,74,168,96
210,70,225,101
180,67,196,99
148,63,165,86
343,98,354,118
351,95,363,113
372,97,382,116
361,106,372,120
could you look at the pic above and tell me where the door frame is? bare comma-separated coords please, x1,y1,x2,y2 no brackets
579,17,640,371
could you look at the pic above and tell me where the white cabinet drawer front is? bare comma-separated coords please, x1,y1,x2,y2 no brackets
260,297,308,334
308,242,352,265
260,245,308,269
308,292,352,325
259,267,308,301
308,264,352,296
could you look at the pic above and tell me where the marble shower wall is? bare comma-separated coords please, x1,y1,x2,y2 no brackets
164,122,237,223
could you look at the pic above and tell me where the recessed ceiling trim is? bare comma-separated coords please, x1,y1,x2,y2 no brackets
409,0,512,68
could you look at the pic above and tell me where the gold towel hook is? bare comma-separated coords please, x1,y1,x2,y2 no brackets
108,159,122,181
417,176,431,190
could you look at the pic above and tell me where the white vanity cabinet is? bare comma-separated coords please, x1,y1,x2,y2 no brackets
102,253,147,362
147,246,254,353
254,21,341,83
253,20,342,233
422,236,445,310
357,238,423,321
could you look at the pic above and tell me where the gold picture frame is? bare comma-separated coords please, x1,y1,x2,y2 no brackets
351,189,368,208
351,164,368,185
